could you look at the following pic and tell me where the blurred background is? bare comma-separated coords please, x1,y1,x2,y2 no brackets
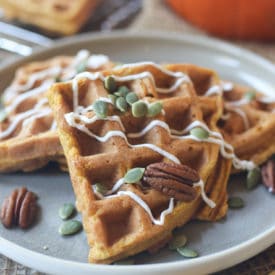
0,0,274,274
1,0,275,64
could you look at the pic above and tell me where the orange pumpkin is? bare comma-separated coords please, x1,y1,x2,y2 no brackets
166,0,275,41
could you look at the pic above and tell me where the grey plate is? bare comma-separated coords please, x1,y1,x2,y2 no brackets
0,32,274,275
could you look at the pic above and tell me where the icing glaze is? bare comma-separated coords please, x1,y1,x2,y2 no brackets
87,54,110,69
106,190,174,226
65,112,180,163
193,180,216,208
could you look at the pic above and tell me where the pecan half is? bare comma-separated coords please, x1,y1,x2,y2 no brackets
0,187,38,229
143,162,198,201
261,159,275,194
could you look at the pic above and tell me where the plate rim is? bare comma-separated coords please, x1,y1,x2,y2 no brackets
0,30,274,275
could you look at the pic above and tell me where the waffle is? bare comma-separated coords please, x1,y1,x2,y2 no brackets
164,64,266,174
0,50,113,172
0,0,100,35
48,62,231,263
216,84,275,169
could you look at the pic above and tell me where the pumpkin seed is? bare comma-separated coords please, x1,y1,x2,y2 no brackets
246,167,261,189
190,127,209,140
104,76,117,93
169,233,187,250
93,100,108,118
94,183,107,194
126,92,139,105
113,259,135,265
116,97,128,112
244,90,256,101
176,247,198,258
124,167,145,184
108,94,117,105
228,196,244,209
0,109,7,122
59,220,82,236
59,203,75,220
147,102,162,117
54,76,61,82
76,61,87,74
114,86,130,97
131,101,148,118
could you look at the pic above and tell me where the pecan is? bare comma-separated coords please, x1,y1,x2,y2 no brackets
261,159,275,194
0,187,38,229
143,162,198,201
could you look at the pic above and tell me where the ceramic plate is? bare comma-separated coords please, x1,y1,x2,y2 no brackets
0,32,274,275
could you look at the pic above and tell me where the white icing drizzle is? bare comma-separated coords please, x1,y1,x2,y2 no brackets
65,113,180,163
50,120,57,131
65,113,125,132
116,61,189,79
226,98,250,108
220,113,231,120
0,108,49,139
3,66,61,103
205,85,222,96
225,106,250,129
126,118,255,170
205,81,233,96
193,180,216,208
127,120,170,138
5,79,54,114
106,191,174,226
177,120,255,170
221,81,234,91
258,96,275,104
107,178,125,195
87,54,110,69
1,49,111,138
61,50,90,80
22,108,51,128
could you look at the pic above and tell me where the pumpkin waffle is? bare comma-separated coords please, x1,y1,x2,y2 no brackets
48,62,231,263
216,83,275,169
164,64,261,174
0,50,113,172
0,0,100,35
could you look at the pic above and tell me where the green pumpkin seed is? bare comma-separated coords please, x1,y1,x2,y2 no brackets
147,102,162,117
190,127,209,140
104,76,117,93
131,101,148,118
114,86,130,97
246,167,261,189
59,203,75,220
244,90,256,101
176,247,198,258
0,109,7,122
54,76,61,82
108,94,117,105
228,196,244,209
124,167,145,184
113,259,135,265
169,233,187,250
59,220,82,236
126,92,139,105
94,183,107,194
93,100,108,118
116,97,128,112
76,61,87,74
